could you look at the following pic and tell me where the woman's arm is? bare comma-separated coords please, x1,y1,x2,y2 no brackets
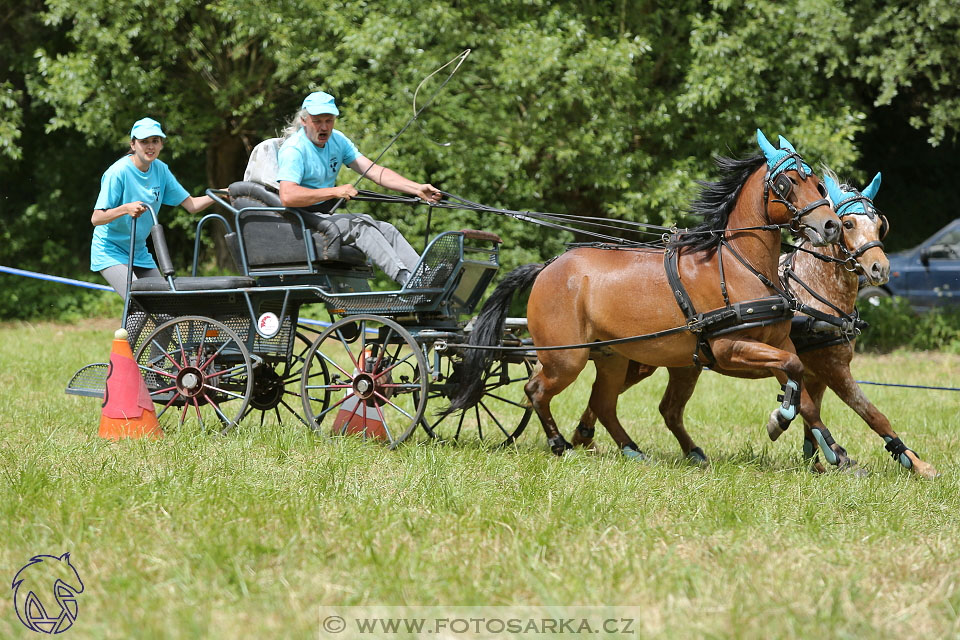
179,195,215,214
91,202,147,226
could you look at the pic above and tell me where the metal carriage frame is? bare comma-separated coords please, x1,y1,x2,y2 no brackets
68,186,536,447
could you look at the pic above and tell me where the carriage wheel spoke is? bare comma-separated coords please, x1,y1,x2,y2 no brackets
372,326,397,371
373,392,414,420
198,339,233,372
313,392,354,421
204,384,246,400
280,399,309,426
339,396,364,435
174,325,190,367
479,400,511,438
314,349,353,379
372,350,418,382
373,401,395,443
484,393,529,410
205,363,248,381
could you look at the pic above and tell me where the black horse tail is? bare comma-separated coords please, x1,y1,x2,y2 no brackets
445,263,545,414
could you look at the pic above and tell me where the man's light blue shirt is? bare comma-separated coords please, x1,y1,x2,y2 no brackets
276,128,359,189
91,156,190,271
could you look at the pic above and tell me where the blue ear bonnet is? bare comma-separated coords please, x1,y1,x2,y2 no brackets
824,173,881,218
756,129,813,178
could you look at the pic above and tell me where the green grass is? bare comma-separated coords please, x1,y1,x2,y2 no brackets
1,319,959,639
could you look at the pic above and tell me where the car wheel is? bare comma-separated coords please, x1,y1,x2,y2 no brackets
858,286,891,307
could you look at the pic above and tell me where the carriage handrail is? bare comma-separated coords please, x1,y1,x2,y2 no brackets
191,213,234,276
122,204,164,329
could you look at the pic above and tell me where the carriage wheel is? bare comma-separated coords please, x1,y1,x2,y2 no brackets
241,331,329,428
419,355,534,446
134,315,253,433
300,314,428,448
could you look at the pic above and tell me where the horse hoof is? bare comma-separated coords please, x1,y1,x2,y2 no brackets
837,457,869,477
621,446,649,462
549,437,573,457
686,447,709,466
911,459,940,479
570,434,595,450
766,409,787,441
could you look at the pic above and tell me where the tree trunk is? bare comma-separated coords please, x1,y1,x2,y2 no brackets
205,132,248,270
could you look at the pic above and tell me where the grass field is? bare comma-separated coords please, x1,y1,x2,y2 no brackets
1,318,959,639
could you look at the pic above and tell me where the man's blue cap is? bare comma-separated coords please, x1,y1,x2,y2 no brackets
302,91,339,116
130,117,166,139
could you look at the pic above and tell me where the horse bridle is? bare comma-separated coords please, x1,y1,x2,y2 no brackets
762,151,832,234
784,188,888,276
833,188,889,267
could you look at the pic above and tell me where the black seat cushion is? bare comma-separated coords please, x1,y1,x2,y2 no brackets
130,276,255,292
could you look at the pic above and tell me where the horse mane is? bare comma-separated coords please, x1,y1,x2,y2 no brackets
671,154,767,252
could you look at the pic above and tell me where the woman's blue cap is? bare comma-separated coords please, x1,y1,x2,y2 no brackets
302,91,339,116
130,118,166,139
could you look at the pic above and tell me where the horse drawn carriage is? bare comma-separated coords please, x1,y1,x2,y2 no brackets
66,181,535,447
66,129,937,477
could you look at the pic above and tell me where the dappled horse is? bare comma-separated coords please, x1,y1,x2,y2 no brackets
448,130,843,458
571,173,939,477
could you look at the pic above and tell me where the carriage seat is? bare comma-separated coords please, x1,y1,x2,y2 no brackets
130,275,255,292
225,181,367,271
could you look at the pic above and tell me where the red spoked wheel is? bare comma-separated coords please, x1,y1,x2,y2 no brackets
300,314,428,448
134,315,253,433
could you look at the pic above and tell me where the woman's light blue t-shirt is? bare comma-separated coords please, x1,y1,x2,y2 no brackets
276,128,359,189
91,156,190,271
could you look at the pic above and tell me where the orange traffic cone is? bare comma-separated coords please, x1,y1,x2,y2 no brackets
99,328,163,440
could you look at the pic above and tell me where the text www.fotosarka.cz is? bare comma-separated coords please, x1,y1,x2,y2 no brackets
318,606,644,638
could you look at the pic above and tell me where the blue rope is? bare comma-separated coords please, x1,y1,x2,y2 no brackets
0,264,332,328
6,265,959,382
1,264,113,291
855,380,960,393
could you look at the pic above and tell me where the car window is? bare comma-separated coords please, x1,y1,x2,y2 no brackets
928,230,960,259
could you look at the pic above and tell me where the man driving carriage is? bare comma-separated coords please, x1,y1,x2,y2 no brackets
275,91,443,285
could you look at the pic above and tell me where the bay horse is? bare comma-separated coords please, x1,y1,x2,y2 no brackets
448,130,842,457
571,172,939,478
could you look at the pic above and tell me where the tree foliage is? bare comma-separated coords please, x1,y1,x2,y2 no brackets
2,0,960,319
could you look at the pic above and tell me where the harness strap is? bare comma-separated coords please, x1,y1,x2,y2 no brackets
718,241,730,307
665,247,711,367
665,247,697,322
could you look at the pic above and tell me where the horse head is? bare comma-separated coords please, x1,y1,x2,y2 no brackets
757,129,840,246
823,172,890,286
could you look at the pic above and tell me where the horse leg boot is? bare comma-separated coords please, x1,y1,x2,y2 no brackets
708,337,806,442
572,360,657,450
797,383,860,472
799,379,828,473
811,359,939,478
588,354,647,460
660,367,708,465
525,352,589,456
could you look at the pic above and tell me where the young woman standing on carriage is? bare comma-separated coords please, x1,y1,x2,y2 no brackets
91,117,215,297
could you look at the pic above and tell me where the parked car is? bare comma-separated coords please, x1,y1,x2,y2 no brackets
860,218,960,310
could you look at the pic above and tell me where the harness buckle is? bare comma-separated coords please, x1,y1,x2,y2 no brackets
435,340,448,353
